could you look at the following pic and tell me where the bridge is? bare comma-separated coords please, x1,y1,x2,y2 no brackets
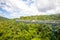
16,20,60,24
16,20,60,40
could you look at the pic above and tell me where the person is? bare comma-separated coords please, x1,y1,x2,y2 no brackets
32,20,35,22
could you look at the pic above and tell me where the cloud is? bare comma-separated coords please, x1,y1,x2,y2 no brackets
36,0,55,12
22,0,34,6
0,0,60,18
0,11,5,17
36,0,60,13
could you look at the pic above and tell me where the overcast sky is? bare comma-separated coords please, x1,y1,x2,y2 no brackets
0,0,60,18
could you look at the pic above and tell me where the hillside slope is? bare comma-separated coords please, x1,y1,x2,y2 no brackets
20,14,60,20
0,16,9,21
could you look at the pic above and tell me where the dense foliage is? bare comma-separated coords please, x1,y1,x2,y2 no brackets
20,14,60,20
0,14,60,40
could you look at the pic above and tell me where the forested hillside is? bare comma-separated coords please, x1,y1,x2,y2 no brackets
0,16,9,21
0,14,60,40
20,14,60,20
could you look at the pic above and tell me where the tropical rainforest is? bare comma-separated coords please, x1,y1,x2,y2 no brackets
0,14,60,40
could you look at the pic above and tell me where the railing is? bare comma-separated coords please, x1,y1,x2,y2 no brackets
16,20,60,24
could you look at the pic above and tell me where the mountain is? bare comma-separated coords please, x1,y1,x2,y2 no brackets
0,16,9,20
20,14,60,20
0,14,60,20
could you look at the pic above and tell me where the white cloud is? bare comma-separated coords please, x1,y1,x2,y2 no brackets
36,0,60,13
0,11,5,17
0,0,60,18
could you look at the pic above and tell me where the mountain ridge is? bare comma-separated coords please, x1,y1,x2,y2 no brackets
0,14,60,20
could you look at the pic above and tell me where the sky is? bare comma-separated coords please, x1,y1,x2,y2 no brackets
0,0,60,19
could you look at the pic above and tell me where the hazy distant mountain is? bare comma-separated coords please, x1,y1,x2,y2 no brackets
0,16,9,20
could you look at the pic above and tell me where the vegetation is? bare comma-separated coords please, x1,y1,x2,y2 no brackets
20,14,60,20
0,14,60,40
0,16,9,21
